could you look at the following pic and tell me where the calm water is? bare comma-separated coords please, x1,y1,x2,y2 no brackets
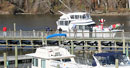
0,15,130,31
0,14,130,67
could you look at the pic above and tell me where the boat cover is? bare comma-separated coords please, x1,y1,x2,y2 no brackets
46,33,67,39
94,52,124,57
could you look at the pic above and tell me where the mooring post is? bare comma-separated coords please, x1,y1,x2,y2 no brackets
71,40,74,54
15,45,18,68
115,59,119,68
20,29,22,37
98,40,102,53
33,30,36,37
14,23,16,37
82,29,84,38
126,42,129,57
41,32,44,45
58,37,61,46
4,53,7,68
122,30,125,54
114,41,117,52
69,29,70,37
31,40,34,48
95,30,96,38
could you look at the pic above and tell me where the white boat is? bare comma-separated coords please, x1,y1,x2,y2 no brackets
26,46,90,68
90,52,130,68
56,11,123,38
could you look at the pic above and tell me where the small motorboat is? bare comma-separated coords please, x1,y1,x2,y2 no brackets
90,52,130,68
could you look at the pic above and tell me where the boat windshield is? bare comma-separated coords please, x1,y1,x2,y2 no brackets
76,25,90,30
58,21,70,26
70,14,91,19
95,54,130,66
55,58,71,62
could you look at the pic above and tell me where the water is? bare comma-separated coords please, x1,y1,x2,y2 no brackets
0,15,130,31
0,14,130,67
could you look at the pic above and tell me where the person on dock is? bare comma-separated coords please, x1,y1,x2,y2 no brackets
3,27,7,37
58,28,62,34
45,26,50,35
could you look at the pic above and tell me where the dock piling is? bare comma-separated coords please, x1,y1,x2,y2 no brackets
115,59,119,68
122,30,125,54
71,40,74,54
15,45,18,68
4,53,7,68
98,41,102,53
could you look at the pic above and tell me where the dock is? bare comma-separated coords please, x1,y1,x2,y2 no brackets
0,30,129,53
0,55,32,62
0,30,130,68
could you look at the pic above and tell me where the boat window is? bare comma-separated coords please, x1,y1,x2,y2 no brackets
33,58,38,67
70,15,74,19
79,25,83,30
55,52,62,56
65,21,68,25
83,14,86,19
60,21,64,25
62,58,71,62
41,59,46,68
76,25,79,29
86,14,90,18
75,15,79,19
85,25,89,30
55,60,60,62
80,15,84,19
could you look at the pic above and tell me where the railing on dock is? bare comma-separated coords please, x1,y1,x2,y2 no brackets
0,30,127,38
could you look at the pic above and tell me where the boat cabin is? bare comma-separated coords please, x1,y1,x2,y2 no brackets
56,12,95,32
26,46,75,68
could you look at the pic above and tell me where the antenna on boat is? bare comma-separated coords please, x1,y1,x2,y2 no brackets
58,11,65,15
59,0,72,12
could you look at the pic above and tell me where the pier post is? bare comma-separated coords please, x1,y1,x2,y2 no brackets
31,40,34,48
82,29,84,38
20,29,22,37
115,59,119,68
4,53,7,68
114,41,117,52
122,30,125,54
95,30,96,38
14,23,16,37
41,32,44,45
98,41,102,53
69,29,70,37
33,30,36,37
15,45,18,68
71,40,74,54
126,42,129,57
58,37,61,46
